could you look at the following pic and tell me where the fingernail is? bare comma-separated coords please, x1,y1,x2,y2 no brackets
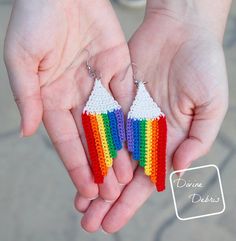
19,120,24,138
104,199,113,203
179,162,192,177
101,228,109,235
73,205,82,213
88,195,98,201
179,171,184,177
81,228,89,234
19,128,24,138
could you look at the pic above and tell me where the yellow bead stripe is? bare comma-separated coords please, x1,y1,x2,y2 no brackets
96,114,113,168
144,120,152,176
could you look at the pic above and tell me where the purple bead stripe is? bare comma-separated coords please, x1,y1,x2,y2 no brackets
126,118,134,152
115,108,126,143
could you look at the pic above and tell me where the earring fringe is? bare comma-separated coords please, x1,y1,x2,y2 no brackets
127,82,167,191
82,79,125,183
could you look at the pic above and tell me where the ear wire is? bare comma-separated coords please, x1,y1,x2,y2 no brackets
130,62,147,86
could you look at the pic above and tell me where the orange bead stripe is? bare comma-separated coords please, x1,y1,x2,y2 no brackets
150,119,159,184
90,114,108,176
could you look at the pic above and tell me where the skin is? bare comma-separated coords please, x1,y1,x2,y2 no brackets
75,0,229,233
4,0,134,201
4,0,230,234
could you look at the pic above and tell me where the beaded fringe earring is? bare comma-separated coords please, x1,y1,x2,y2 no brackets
81,54,125,184
126,73,167,192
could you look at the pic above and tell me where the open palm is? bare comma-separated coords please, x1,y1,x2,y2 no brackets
77,11,228,233
4,0,133,201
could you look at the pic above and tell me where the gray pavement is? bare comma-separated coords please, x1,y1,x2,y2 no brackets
0,1,236,241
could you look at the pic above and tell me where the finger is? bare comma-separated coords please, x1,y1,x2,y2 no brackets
81,193,118,233
110,65,135,184
101,167,155,233
4,46,43,136
110,64,135,114
74,192,92,213
43,109,99,199
113,149,133,184
98,168,121,201
80,161,139,232
71,107,121,201
173,103,227,172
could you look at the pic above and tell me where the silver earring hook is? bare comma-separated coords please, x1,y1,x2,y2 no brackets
84,49,91,69
131,62,147,86
84,49,99,80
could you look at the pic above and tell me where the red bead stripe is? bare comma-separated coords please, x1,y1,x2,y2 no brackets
156,116,167,192
82,112,104,183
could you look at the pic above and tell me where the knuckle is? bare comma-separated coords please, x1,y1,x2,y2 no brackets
14,93,41,105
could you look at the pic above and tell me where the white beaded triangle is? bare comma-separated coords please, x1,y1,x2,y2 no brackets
127,82,164,120
83,79,120,114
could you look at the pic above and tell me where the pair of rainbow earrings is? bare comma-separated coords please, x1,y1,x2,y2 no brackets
81,54,167,192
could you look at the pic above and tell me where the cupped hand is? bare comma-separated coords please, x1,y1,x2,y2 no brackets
75,6,228,233
4,0,134,201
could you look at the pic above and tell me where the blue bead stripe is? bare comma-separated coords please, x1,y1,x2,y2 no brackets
108,111,122,150
132,120,140,161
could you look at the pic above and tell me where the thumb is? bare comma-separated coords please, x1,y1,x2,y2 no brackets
110,65,135,114
172,104,227,173
4,48,43,137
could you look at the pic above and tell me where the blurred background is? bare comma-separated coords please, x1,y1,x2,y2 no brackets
0,1,236,241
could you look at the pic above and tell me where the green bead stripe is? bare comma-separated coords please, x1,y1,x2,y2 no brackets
139,120,147,167
102,114,117,158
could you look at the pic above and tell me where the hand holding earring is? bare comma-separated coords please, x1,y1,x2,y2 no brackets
4,0,134,201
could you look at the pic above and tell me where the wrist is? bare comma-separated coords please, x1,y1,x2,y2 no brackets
146,0,232,43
